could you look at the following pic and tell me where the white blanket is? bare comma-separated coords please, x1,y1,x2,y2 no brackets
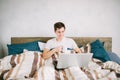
0,52,119,80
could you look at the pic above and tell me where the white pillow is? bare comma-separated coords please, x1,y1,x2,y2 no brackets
23,49,29,52
23,49,42,54
38,42,46,51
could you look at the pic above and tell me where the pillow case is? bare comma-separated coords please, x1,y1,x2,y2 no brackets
90,39,111,62
23,49,42,54
38,41,46,52
7,41,40,55
107,51,120,65
79,43,91,53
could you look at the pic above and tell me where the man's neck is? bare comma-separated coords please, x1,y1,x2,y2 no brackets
56,37,64,42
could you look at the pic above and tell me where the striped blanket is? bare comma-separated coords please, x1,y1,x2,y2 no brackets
0,51,120,80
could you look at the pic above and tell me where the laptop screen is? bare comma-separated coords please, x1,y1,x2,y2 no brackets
57,53,93,69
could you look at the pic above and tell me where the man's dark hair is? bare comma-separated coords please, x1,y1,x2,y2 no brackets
54,22,65,31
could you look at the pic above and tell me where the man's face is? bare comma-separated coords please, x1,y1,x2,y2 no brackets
55,27,65,38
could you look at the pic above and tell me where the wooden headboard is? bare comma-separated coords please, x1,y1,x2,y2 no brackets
11,37,112,51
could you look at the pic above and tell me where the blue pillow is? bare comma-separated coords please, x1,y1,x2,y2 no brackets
7,41,40,55
91,39,111,62
107,51,120,64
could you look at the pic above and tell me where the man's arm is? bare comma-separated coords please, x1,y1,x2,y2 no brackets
42,48,56,60
43,46,63,60
70,38,82,53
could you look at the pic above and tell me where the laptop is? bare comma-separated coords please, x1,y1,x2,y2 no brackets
57,53,93,69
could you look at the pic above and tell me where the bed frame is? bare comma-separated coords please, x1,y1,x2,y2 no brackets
11,37,112,51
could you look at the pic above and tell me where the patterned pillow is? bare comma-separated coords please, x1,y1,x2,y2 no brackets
79,43,91,53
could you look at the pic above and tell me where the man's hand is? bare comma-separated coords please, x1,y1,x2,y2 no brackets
54,46,63,53
74,48,82,53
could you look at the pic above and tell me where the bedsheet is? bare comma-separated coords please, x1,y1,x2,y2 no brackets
0,51,120,80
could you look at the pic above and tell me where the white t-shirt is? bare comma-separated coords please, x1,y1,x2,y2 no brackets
45,37,78,52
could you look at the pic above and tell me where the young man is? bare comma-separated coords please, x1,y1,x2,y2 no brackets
43,22,81,59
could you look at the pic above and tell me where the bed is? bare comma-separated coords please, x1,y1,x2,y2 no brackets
0,37,120,80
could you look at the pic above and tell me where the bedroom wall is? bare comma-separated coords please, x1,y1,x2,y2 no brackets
0,0,120,58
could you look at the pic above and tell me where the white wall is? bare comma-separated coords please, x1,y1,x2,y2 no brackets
0,0,120,58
